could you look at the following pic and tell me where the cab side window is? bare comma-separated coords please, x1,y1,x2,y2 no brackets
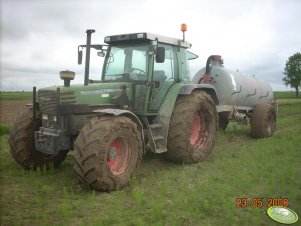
153,44,178,82
149,44,178,111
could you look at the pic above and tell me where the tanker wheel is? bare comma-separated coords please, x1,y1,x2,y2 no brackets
166,91,218,163
73,115,143,191
218,112,229,131
250,103,276,138
8,108,68,169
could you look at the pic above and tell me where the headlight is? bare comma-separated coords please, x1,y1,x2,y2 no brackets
53,115,57,122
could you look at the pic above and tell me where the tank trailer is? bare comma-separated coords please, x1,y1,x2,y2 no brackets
193,55,276,133
9,25,276,191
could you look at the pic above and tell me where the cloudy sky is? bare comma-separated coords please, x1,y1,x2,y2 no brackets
0,0,300,91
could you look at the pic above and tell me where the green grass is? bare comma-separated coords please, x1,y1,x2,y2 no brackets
0,125,10,136
1,102,301,226
273,91,301,99
0,92,33,100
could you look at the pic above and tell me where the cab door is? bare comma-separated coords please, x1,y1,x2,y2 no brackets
148,44,178,111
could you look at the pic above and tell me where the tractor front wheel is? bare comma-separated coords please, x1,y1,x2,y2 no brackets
166,91,218,163
8,108,68,169
73,115,143,191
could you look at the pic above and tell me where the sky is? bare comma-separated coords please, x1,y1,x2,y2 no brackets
0,0,300,91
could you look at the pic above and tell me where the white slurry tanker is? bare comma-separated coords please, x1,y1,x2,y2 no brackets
193,55,276,136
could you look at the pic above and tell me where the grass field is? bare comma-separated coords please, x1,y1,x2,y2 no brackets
0,92,33,100
0,94,300,225
273,91,300,99
0,125,10,136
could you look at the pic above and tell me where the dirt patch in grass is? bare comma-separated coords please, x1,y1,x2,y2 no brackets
0,100,31,125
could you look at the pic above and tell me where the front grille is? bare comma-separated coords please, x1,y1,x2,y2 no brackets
71,115,86,130
60,91,76,104
38,90,57,113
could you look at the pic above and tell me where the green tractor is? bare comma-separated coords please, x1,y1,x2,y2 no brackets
9,28,218,191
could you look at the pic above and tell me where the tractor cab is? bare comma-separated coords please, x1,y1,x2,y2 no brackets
78,31,198,114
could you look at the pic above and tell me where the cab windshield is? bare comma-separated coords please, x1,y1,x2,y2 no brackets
103,43,149,81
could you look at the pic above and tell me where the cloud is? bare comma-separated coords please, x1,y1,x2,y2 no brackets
1,0,300,91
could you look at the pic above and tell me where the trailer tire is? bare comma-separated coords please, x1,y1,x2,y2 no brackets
218,112,229,131
251,103,276,138
166,91,218,163
8,109,68,169
73,115,143,191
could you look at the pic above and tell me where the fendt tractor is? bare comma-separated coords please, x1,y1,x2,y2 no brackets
9,25,276,191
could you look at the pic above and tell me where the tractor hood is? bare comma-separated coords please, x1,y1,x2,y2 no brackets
38,82,133,106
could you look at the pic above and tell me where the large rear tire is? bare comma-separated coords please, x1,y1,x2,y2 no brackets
73,115,143,191
166,91,218,163
251,103,276,138
8,109,68,169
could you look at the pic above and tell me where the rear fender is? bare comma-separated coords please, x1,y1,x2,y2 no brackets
179,84,219,104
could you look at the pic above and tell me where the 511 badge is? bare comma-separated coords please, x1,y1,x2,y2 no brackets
267,206,298,224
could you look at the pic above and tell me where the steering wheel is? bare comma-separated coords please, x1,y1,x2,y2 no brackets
130,67,146,74
166,76,174,81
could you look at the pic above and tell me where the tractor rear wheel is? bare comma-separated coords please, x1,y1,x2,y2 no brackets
73,115,143,191
8,108,68,169
251,103,276,138
166,91,218,163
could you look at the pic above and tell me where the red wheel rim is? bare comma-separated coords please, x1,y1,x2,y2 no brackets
107,138,131,175
190,112,208,149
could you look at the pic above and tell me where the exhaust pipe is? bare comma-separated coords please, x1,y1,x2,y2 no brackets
84,29,95,86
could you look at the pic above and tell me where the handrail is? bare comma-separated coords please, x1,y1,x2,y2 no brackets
232,85,242,95
259,91,269,99
246,88,257,97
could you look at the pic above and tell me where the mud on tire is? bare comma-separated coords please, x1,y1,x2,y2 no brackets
8,109,68,169
251,103,276,138
166,91,218,163
73,115,143,191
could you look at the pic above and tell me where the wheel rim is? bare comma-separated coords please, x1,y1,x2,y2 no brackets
266,114,275,136
190,112,208,149
107,138,131,175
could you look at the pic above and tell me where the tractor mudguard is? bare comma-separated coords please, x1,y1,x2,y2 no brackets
159,83,218,119
179,84,219,105
92,109,145,150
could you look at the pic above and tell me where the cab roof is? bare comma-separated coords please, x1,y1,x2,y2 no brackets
104,32,192,48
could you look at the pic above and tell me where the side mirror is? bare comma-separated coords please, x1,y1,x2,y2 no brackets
97,51,105,57
78,50,83,65
156,47,165,63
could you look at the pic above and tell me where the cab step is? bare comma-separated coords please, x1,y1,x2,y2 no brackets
149,123,163,129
